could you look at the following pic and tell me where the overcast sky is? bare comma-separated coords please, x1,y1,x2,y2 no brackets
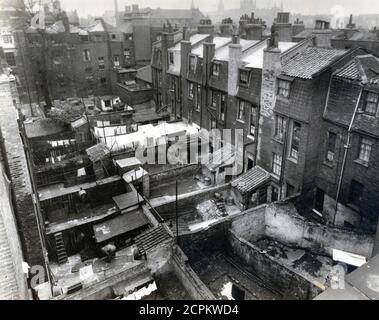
58,0,379,17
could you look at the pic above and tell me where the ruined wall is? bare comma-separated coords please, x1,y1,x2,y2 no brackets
227,230,323,300
230,202,374,258
170,246,216,300
264,203,374,257
178,219,231,262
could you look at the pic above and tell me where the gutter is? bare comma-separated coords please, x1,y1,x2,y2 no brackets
333,86,363,225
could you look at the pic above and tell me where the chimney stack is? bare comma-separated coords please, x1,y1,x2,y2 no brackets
344,14,358,39
198,18,215,35
114,0,120,27
272,12,292,42
313,20,332,47
292,18,305,37
220,18,234,37
228,37,242,96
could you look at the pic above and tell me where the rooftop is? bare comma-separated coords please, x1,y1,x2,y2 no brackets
282,47,347,79
231,166,271,194
335,54,379,84
24,118,67,139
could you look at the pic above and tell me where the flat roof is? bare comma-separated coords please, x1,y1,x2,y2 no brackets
93,210,149,243
115,157,142,169
112,191,141,211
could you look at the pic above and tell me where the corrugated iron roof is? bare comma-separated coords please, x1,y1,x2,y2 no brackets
282,47,347,79
231,166,271,193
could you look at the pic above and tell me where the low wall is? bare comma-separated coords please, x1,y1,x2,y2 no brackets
178,218,231,262
230,202,374,258
170,246,215,300
153,184,231,220
228,230,323,300
149,164,201,189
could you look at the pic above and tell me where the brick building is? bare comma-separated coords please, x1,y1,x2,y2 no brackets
24,14,135,103
315,53,379,232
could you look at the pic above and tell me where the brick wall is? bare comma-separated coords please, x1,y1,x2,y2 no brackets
0,77,45,269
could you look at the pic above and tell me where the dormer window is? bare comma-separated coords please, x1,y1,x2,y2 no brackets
212,62,220,76
364,91,379,115
278,79,291,98
239,69,250,86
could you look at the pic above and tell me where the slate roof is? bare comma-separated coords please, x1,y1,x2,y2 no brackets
231,166,271,194
282,47,347,79
335,54,379,84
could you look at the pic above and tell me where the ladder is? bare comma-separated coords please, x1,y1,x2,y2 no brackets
54,232,68,265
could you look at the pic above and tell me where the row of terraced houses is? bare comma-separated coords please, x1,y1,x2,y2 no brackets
151,14,379,243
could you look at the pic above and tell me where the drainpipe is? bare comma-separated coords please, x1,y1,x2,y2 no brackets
333,87,363,225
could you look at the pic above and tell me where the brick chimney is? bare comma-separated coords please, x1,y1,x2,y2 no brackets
313,20,332,47
343,14,358,39
273,12,292,42
245,17,266,41
202,39,215,82
182,25,190,41
161,26,176,109
220,18,234,37
198,18,215,35
292,18,305,37
228,36,242,96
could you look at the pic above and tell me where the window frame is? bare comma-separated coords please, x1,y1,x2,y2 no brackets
289,121,301,161
196,84,201,111
188,82,194,100
220,94,226,121
357,137,372,165
278,79,291,98
237,100,246,122
83,49,91,62
249,106,256,139
325,131,337,164
364,91,379,115
274,115,287,142
189,55,196,72
211,62,220,77
239,69,250,87
272,153,282,177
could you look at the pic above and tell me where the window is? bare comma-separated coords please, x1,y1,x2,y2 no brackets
357,137,372,164
325,132,337,163
113,55,120,67
237,100,246,121
100,77,107,88
124,49,131,61
2,35,12,44
211,91,217,109
278,79,290,98
364,92,378,115
349,180,364,208
272,153,282,177
290,122,301,161
272,186,279,202
220,94,226,121
249,106,256,138
239,70,250,86
169,52,174,65
95,34,102,41
83,49,91,62
189,55,196,72
125,34,132,41
210,118,217,129
212,62,220,76
188,82,194,99
98,56,105,70
196,85,201,111
170,77,175,91
5,52,16,66
80,35,89,41
275,115,286,141
111,34,116,40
